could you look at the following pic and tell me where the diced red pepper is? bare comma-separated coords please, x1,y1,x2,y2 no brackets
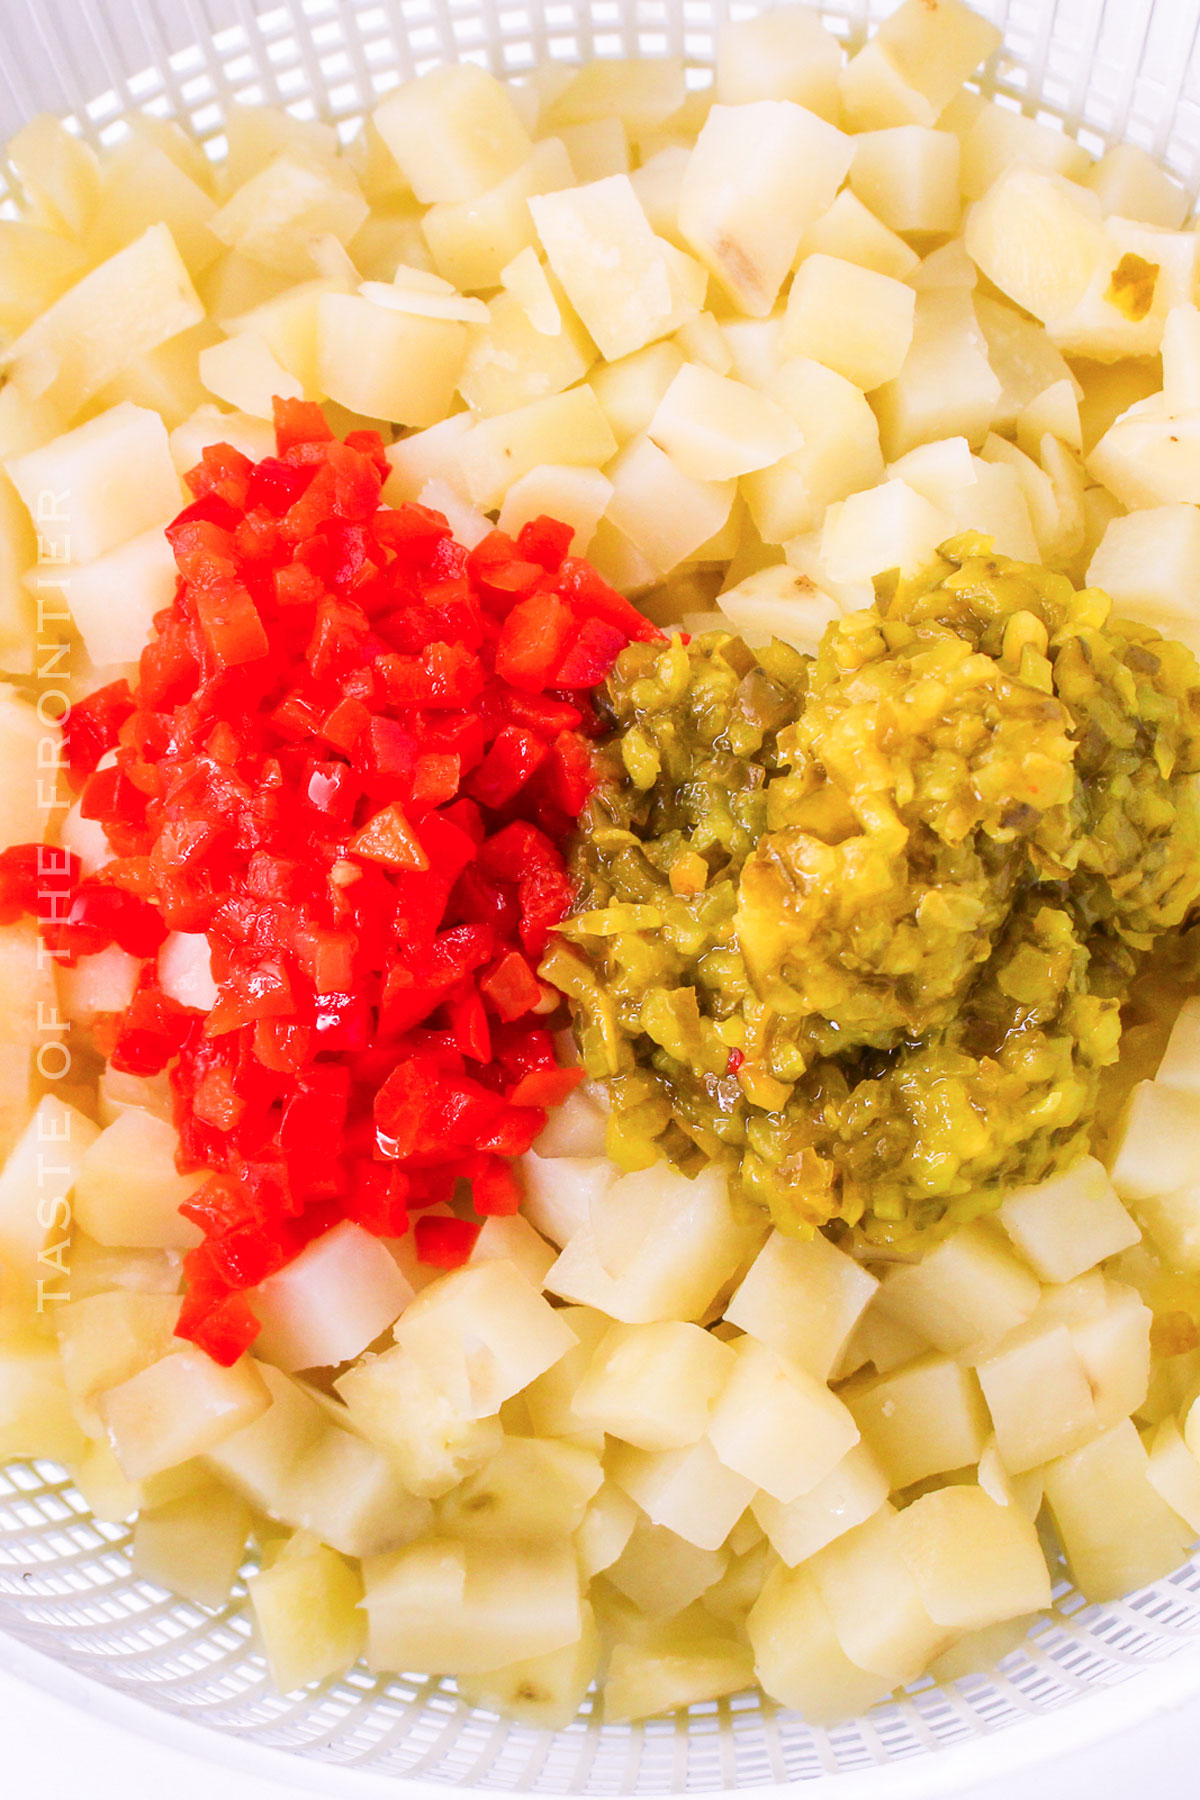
414,1214,481,1269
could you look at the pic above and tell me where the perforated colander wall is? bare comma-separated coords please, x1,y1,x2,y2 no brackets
3,0,1200,1786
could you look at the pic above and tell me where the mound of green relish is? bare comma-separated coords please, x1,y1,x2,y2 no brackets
550,536,1200,1252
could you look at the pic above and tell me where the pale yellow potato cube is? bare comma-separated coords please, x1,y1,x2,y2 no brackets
715,10,841,119
678,101,852,317
941,453,1039,562
545,58,686,138
647,362,801,481
974,1319,1098,1474
742,356,884,544
840,40,932,134
1042,1419,1191,1602
90,137,219,276
458,1607,600,1730
629,146,690,251
557,117,630,184
70,1435,146,1524
317,291,466,425
977,1438,1044,1522
717,564,841,655
589,341,686,444
929,1616,1040,1683
910,239,978,291
838,1300,929,1379
605,1521,727,1615
92,318,217,433
0,1093,98,1282
225,277,351,396
721,315,787,390
724,1229,877,1380
845,1354,990,1489
1147,1416,1200,1533
974,294,1079,435
133,1482,251,1610
821,479,946,584
498,245,562,333
55,944,139,1028
1157,999,1200,1093
749,1562,894,1721
998,1157,1140,1284
850,127,960,235
383,413,473,506
608,1436,756,1552
809,1505,954,1683
1109,1080,1200,1202
1017,380,1083,458
223,104,339,188
1086,503,1200,637
249,1220,413,1373
797,188,920,282
571,1320,734,1450
1087,401,1200,511
602,433,736,575
466,1212,557,1290
438,1435,602,1539
1135,1183,1200,1274
887,433,977,508
496,464,611,555
460,385,616,509
575,1481,639,1579
1162,308,1200,415
960,102,1092,201
8,113,100,235
1050,219,1199,362
6,401,182,564
0,222,86,337
531,176,705,362
457,290,594,418
373,66,532,205
878,1223,1040,1358
251,1537,365,1691
364,1537,581,1675
395,1259,577,1418
102,1348,270,1482
873,289,1002,459
73,1108,203,1251
603,1619,754,1723
0,1336,88,1465
751,1442,889,1567
965,167,1108,325
209,153,368,279
335,1344,502,1497
55,1289,182,1434
894,1485,1052,1631
1071,1282,1152,1430
1085,143,1189,228
198,331,301,418
708,1336,859,1503
856,0,1001,125
1077,355,1163,455
170,405,276,476
200,1360,320,1504
781,254,915,393
420,139,574,291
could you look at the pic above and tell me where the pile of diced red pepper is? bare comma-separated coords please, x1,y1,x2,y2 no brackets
0,400,659,1364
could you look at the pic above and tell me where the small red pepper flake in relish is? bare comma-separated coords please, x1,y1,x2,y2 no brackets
0,399,662,1365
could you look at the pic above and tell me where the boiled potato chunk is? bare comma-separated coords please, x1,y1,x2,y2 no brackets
373,66,533,205
608,1436,756,1552
6,401,182,565
54,1289,182,1434
460,386,617,509
809,1505,954,1684
250,1535,366,1691
854,0,1000,127
571,1319,734,1450
1146,1416,1200,1534
420,138,574,291
436,1435,602,1539
457,1605,601,1730
1087,505,1200,634
590,341,686,444
73,1108,203,1250
604,1520,727,1615
1087,400,1200,511
1086,142,1188,229
893,1485,1052,1630
742,357,884,544
8,114,100,236
132,1481,251,1609
52,525,178,668
1042,1419,1191,1603
782,254,915,392
546,58,685,139
997,1157,1140,1284
850,127,960,235
1108,1080,1200,1202
716,564,841,656
0,1335,88,1464
845,1354,990,1489
249,1219,413,1372
716,10,841,119
751,1442,889,1567
602,1617,754,1722
708,1336,860,1502
457,289,594,417
748,1563,894,1723
960,102,1092,201
496,464,612,554
872,289,1002,460
317,292,466,425
965,167,1108,325
821,479,945,583
877,1222,1040,1356
209,153,367,278
678,101,852,317
392,1260,578,1416
522,1303,611,1440
101,1348,270,1481
648,363,802,482
575,1481,639,1579
974,1320,1099,1474
363,1538,582,1675
0,1093,99,1281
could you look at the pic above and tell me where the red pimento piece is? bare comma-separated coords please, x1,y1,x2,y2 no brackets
12,403,659,1363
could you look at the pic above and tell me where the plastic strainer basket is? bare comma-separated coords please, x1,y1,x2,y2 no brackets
5,0,1200,1790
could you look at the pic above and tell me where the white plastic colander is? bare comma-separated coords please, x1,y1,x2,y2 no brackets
4,0,1200,1790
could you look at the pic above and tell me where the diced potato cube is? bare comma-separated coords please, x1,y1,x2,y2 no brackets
1149,1415,1200,1533
960,102,1093,201
439,1435,602,1540
317,292,466,425
589,341,686,444
782,254,915,392
208,153,367,279
5,224,204,416
974,295,1078,435
73,1108,203,1250
998,1157,1140,1284
872,288,1002,459
50,526,176,668
608,1436,756,1551
798,188,920,282
604,1520,727,1615
1071,1282,1152,1429
1092,501,1200,633
363,1537,581,1674
393,1259,578,1417
557,117,630,184
1042,1419,1191,1603
6,401,182,564
850,127,960,235
457,288,594,418
198,331,301,418
251,1536,365,1691
333,1343,502,1498
838,1300,929,1379
748,1562,895,1722
250,1219,413,1371
879,1223,1041,1357
596,433,734,576
496,464,612,556
975,1318,1098,1474
1162,308,1200,417
1135,1183,1200,1274
809,1505,954,1683
717,564,841,655
0,1093,98,1280
102,1348,270,1481
1109,1080,1200,1202
0,1336,88,1464
716,10,842,121
603,1618,754,1723
1085,143,1188,230
90,136,219,275
1049,219,1199,362
520,1304,610,1442
894,1485,1052,1631
725,1230,878,1380
679,102,852,317
752,1442,889,1566
742,356,884,544
457,1605,600,1730
133,1481,251,1609
547,58,686,138
466,1212,557,1290
170,404,276,475
965,167,1109,325
821,479,946,583
576,1481,639,1579
571,1320,734,1450
1157,1000,1200,1094
707,1336,859,1502
373,65,533,204
940,454,1039,562
845,1354,990,1489
1087,401,1200,511
55,1289,182,1434
461,386,617,510
531,176,705,361
853,0,1001,126
8,114,100,235
420,139,574,291
647,362,801,481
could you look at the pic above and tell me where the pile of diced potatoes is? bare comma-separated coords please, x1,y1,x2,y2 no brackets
3,0,1200,1730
